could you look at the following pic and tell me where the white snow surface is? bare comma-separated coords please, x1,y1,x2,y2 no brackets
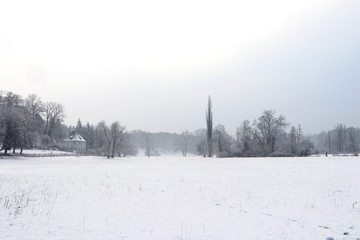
0,156,359,240
2,149,73,157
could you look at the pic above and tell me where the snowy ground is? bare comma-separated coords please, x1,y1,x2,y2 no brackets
23,149,73,156
0,156,359,240
1,149,72,157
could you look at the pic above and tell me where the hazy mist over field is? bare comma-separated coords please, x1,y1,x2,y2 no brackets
1,0,359,134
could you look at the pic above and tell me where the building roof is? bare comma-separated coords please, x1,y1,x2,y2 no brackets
64,133,86,142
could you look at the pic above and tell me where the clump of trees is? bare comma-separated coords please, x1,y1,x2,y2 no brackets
192,97,314,158
95,121,126,158
68,119,138,158
0,90,137,157
201,109,314,158
237,110,314,157
0,91,65,154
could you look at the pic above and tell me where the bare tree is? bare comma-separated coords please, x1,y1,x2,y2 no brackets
178,131,191,156
0,92,25,153
95,121,125,158
96,121,111,158
194,128,207,157
0,109,24,153
25,94,44,117
347,127,358,153
206,96,213,157
289,126,297,155
252,110,288,154
144,133,153,158
327,131,332,153
110,121,126,158
83,122,95,151
43,102,64,138
288,124,304,155
25,94,43,131
3,92,23,108
214,124,233,157
335,123,346,153
236,120,252,155
18,94,46,152
19,107,34,154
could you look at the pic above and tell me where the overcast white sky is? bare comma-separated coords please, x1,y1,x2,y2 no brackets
1,0,359,134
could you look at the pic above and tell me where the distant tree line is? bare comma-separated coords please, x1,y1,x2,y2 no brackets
311,124,360,155
129,108,315,158
1,90,359,158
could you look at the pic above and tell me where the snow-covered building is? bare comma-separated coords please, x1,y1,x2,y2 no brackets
64,133,86,153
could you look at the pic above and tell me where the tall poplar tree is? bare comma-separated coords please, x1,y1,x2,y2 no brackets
206,96,213,157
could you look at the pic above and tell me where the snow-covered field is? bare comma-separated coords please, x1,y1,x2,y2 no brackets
1,149,73,157
0,156,359,240
21,149,73,156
